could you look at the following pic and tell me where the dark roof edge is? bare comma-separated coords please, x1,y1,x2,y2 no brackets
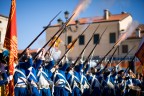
45,20,120,28
0,14,8,18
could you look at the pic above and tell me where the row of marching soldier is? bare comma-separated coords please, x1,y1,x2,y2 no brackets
0,48,144,96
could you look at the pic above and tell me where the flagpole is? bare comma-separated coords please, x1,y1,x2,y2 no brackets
4,0,17,96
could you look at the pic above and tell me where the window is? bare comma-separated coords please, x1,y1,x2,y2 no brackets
79,35,85,45
122,45,128,53
93,34,99,44
67,36,72,44
109,33,116,43
0,21,1,23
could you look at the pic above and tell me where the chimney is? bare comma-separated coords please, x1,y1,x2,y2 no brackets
136,28,141,38
121,11,127,14
104,9,109,20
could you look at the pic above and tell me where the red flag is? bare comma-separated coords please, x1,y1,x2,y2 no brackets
135,42,144,65
3,0,18,96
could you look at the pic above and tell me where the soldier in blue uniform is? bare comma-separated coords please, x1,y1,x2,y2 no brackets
115,70,124,96
37,50,55,96
25,48,43,96
86,67,101,96
14,57,31,96
14,48,35,96
0,62,11,86
68,59,90,96
101,70,115,96
0,50,12,86
122,73,134,96
69,59,84,96
81,61,90,96
52,56,71,96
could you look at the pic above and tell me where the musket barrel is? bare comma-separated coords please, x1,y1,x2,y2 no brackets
18,11,62,61
57,24,90,65
102,46,118,72
83,26,108,67
96,33,124,67
45,22,90,57
73,24,100,66
116,45,136,66
33,13,75,60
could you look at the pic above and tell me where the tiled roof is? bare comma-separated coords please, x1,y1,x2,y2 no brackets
77,13,130,24
0,14,8,18
138,24,144,31
18,49,37,54
51,13,130,27
127,24,144,39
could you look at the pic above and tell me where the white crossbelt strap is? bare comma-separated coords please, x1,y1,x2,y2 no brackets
80,74,84,93
70,74,75,87
73,76,81,90
14,69,26,78
91,75,101,88
38,74,50,89
53,71,72,93
27,67,37,81
37,68,48,78
14,77,27,88
83,75,90,88
91,75,95,90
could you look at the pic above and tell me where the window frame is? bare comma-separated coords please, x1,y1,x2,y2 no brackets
109,32,116,43
93,34,99,44
67,36,72,44
122,45,128,53
79,35,85,45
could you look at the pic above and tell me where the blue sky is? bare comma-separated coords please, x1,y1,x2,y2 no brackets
0,0,144,50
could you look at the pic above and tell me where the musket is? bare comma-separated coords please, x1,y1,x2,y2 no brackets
18,11,62,61
72,24,100,66
33,13,75,60
101,47,118,73
113,45,136,70
43,16,81,57
82,26,108,67
57,24,90,65
122,56,135,77
96,36,124,67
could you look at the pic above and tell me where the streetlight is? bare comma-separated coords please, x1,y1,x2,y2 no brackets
64,11,69,52
64,11,69,20
57,11,79,52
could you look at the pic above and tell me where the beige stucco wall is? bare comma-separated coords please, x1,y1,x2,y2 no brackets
119,15,133,33
46,14,138,60
119,39,141,57
0,15,8,49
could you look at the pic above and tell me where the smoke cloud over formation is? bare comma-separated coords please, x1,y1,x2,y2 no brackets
116,20,139,46
68,0,92,25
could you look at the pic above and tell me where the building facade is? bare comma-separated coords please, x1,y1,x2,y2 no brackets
46,10,143,61
0,15,8,50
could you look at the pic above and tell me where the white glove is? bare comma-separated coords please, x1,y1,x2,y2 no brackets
47,56,53,61
39,56,45,60
27,55,32,59
37,48,45,60
69,70,73,75
88,60,91,64
7,75,13,83
80,59,84,64
65,57,69,63
50,68,56,73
